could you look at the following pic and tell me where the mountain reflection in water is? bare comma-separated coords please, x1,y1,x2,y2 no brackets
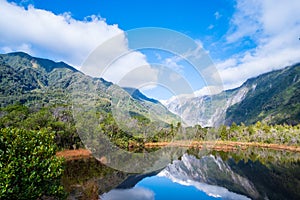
63,149,300,200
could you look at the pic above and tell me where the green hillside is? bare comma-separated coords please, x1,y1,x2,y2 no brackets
0,52,179,123
226,63,300,125
0,52,180,150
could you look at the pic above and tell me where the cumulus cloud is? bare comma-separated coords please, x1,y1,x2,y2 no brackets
0,0,157,88
114,55,159,89
218,0,300,89
0,0,122,66
80,32,158,88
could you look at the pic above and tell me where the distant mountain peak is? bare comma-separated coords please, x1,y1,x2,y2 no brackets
7,51,32,58
123,87,159,104
3,52,78,73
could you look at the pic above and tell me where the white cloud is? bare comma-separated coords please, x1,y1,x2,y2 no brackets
226,0,262,43
80,32,158,88
0,0,157,89
208,24,214,30
217,0,300,89
216,58,237,70
160,85,223,106
194,86,222,96
0,0,122,67
214,12,221,20
162,56,185,74
113,53,159,88
182,40,207,59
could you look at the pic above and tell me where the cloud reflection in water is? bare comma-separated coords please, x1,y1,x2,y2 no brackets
101,187,154,200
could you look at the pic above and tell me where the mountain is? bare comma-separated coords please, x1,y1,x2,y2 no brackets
123,87,159,104
163,87,247,127
122,87,181,124
2,51,299,127
163,63,300,126
0,52,179,125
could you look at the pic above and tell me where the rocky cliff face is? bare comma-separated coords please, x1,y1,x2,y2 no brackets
163,63,300,126
163,86,249,127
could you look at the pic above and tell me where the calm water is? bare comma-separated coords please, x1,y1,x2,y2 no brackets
63,148,300,200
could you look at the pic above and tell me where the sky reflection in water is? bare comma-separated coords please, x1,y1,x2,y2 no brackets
101,171,250,200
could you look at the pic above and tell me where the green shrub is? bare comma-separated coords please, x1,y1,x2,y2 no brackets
0,128,65,199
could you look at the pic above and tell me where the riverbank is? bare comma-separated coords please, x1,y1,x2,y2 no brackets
56,141,300,160
145,141,300,152
56,148,92,160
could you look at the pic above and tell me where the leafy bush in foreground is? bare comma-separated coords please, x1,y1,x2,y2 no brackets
0,128,65,199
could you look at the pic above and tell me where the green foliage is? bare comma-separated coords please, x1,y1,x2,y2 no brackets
205,121,300,145
0,104,82,150
194,125,207,140
0,128,66,199
226,63,300,125
219,125,228,140
0,104,29,128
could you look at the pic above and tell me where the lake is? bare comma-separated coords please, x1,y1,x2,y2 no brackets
62,148,300,200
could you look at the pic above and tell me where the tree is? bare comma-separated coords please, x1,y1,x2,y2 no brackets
0,104,29,128
219,125,228,140
0,128,66,199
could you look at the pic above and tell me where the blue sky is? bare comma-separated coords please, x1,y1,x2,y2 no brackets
10,0,238,60
19,0,233,34
1,0,300,100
